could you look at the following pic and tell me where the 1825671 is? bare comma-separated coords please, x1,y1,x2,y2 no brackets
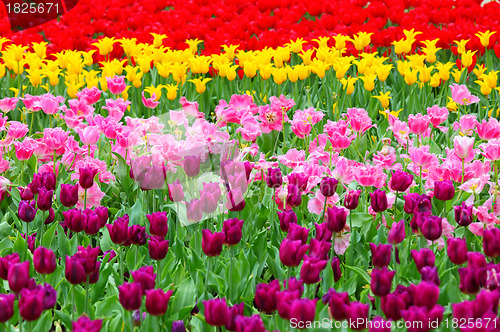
5,2,61,14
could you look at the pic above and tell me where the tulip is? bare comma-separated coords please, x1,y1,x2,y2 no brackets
18,200,37,223
325,205,348,233
186,199,203,222
371,268,395,297
106,215,129,245
225,303,244,331
79,167,98,189
286,184,302,208
83,209,101,235
203,298,229,326
370,189,388,213
403,193,419,214
119,282,143,311
411,248,435,272
277,209,297,232
0,293,15,323
147,211,168,238
289,299,318,326
39,283,57,310
226,188,246,212
33,246,56,275
370,243,392,268
171,321,186,332
284,277,303,294
168,180,184,202
279,239,309,267
24,233,36,253
60,183,79,207
88,261,101,284
266,168,283,189
388,220,406,245
389,170,413,192
467,251,487,269
131,266,156,293
183,155,201,177
483,228,500,258
420,215,443,241
344,190,361,210
19,186,34,201
202,229,225,257
320,177,338,197
135,165,166,191
235,315,266,332
447,237,468,265
276,290,300,320
412,281,440,310
75,245,100,275
65,256,86,285
223,218,244,245
308,238,331,260
145,289,173,316
41,172,56,191
255,280,280,313
63,209,86,233
8,261,30,293
288,172,309,192
314,222,333,242
286,223,309,245
434,180,455,201
381,292,406,321
346,302,369,330
300,256,328,284
0,252,20,280
369,316,391,332
148,236,169,260
421,266,440,286
128,225,147,245
331,257,342,282
19,288,43,321
72,316,103,332
458,267,480,294
323,289,350,321
454,202,474,226
199,191,217,214
95,206,108,227
401,306,444,332
44,208,55,225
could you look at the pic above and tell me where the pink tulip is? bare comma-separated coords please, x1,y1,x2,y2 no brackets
477,118,500,140
453,136,475,160
43,128,69,151
408,114,430,136
35,93,64,115
480,139,500,161
76,87,102,105
14,139,37,161
77,126,100,146
106,75,126,95
346,107,375,134
7,121,29,139
0,97,19,113
141,92,160,109
427,105,449,127
449,83,480,105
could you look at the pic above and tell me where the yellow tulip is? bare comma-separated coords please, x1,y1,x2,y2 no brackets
475,30,496,48
188,78,211,94
299,49,314,66
376,64,393,82
481,70,498,89
222,44,239,61
454,39,469,55
403,68,418,86
452,68,465,83
460,50,477,69
312,36,330,49
259,63,273,80
243,61,257,78
185,38,203,54
151,33,168,48
32,42,48,59
271,68,287,85
92,37,115,56
350,32,373,51
373,91,391,109
144,85,165,101
429,73,441,88
165,84,178,100
286,38,306,53
340,76,357,95
333,34,350,51
418,66,434,84
360,74,376,91
435,62,454,81
475,79,492,96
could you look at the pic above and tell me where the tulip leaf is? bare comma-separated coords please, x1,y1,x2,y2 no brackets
129,200,144,226
95,294,122,318
13,231,27,260
57,223,71,261
344,264,371,285
170,277,196,320
34,311,53,331
54,310,72,330
43,222,58,248
91,263,113,304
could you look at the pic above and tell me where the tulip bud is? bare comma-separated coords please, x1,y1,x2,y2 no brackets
325,205,348,233
18,200,37,223
33,247,56,275
106,215,129,245
171,321,186,332
202,229,225,257
0,252,20,280
458,267,480,294
275,290,300,320
289,299,318,327
19,187,34,201
223,218,244,246
346,302,369,331
65,256,86,285
148,236,169,261
118,282,143,311
0,293,15,323
168,180,184,202
371,267,395,297
309,238,331,261
320,177,339,197
147,212,168,238
421,266,440,286
369,316,391,332
314,222,333,242
388,220,406,245
145,289,173,316
381,292,406,321
63,209,86,233
434,180,455,201
277,209,297,232
235,314,266,332
331,257,342,282
255,280,280,313
19,288,43,321
8,260,30,293
44,208,55,225
447,237,468,265
83,209,101,235
131,266,156,293
79,167,98,189
203,298,229,326
266,168,283,189
95,206,108,228
60,183,79,207
412,281,440,310
403,193,419,214
183,155,201,177
454,202,473,226
72,316,103,332
411,248,435,273
323,289,350,321
286,223,309,245
344,190,361,210
370,243,392,268
389,170,413,192
41,172,56,191
286,184,302,208
370,189,388,213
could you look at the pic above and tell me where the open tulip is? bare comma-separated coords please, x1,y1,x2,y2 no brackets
145,289,173,316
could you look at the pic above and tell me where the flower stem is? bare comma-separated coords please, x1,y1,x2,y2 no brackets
85,275,89,315
39,210,45,248
72,284,76,321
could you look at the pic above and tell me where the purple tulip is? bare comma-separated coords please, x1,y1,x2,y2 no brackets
411,248,435,273
128,225,147,245
0,253,20,280
83,209,101,235
18,200,37,223
420,215,443,241
39,283,57,309
41,172,56,191
447,237,468,265
277,209,297,232
75,245,100,275
255,280,280,313
454,202,473,226
300,255,328,284
390,170,413,192
119,282,143,311
33,247,56,275
286,223,309,245
106,215,129,245
483,228,500,258
226,188,246,212
225,303,244,331
266,168,283,189
279,239,309,267
289,299,318,327
0,293,15,323
148,236,169,261
320,177,339,197
19,186,34,201
131,266,156,293
145,289,173,316
370,189,388,213
72,316,103,332
203,298,229,326
8,261,30,293
308,238,331,261
346,302,369,331
168,180,184,202
235,314,266,332
421,266,440,286
434,180,455,201
276,290,301,320
60,183,79,207
371,267,395,297
63,209,86,233
171,321,186,332
19,288,43,321
331,257,342,282
323,288,350,321
288,172,309,192
314,222,333,242
223,218,244,246
325,205,348,233
202,229,225,257
370,243,392,268
387,220,406,245
458,267,481,294
147,211,169,238
344,190,361,210
286,184,302,208
369,316,392,332
79,167,98,189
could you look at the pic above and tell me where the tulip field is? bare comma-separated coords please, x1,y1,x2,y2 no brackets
3,0,500,331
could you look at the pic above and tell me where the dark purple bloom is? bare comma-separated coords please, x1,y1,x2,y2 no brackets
390,170,413,192
325,205,348,233
279,239,309,267
320,177,338,197
128,225,147,246
277,209,297,232
388,220,406,245
266,168,283,189
223,218,244,246
33,246,56,275
147,211,169,238
148,236,169,261
344,190,361,210
203,298,229,327
255,280,280,313
60,183,79,207
145,289,173,316
434,180,455,201
371,267,395,297
119,282,143,311
370,189,388,213
8,260,30,293
18,200,37,223
447,237,468,265
370,243,392,268
202,229,225,257
79,167,98,189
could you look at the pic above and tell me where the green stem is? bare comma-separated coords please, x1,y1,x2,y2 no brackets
72,284,76,321
393,193,398,223
119,247,124,284
156,259,161,287
461,158,465,184
319,196,327,224
229,246,235,303
85,275,89,315
84,188,87,210
205,256,211,298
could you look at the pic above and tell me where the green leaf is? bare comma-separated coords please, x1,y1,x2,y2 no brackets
129,200,144,226
170,277,196,320
344,264,371,284
43,222,58,248
57,223,71,261
13,231,27,261
34,311,53,331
